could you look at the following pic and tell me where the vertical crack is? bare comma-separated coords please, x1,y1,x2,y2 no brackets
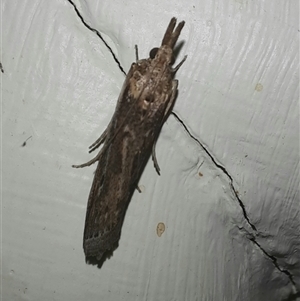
172,112,298,291
67,0,126,75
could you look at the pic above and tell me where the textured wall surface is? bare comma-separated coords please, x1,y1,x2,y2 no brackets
2,0,299,300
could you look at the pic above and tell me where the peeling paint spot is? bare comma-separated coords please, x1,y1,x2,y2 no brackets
156,222,165,237
255,83,263,91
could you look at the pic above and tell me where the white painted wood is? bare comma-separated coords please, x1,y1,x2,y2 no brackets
2,0,299,300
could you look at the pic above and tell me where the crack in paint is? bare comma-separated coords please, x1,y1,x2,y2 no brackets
67,0,126,75
249,237,296,286
171,111,298,292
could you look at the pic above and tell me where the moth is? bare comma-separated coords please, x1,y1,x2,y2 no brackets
73,17,186,261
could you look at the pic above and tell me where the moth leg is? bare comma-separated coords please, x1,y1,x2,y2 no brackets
72,149,104,168
88,128,108,153
151,80,179,175
152,139,160,175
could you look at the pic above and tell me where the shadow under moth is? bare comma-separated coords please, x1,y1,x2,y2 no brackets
73,17,186,262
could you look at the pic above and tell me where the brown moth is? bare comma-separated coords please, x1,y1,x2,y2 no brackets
73,17,186,261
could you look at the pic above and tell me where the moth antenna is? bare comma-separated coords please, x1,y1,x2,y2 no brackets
173,55,187,74
135,45,139,61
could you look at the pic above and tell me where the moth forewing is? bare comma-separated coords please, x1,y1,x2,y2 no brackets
73,17,186,261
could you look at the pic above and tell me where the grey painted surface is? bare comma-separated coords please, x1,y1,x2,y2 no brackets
2,0,299,300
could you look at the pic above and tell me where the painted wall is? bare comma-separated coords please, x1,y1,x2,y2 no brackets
2,0,299,300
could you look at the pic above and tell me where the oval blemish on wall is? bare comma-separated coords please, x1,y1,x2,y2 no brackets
206,20,213,27
156,222,165,237
255,83,263,92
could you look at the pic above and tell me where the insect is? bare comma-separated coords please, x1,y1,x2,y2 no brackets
73,17,186,261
